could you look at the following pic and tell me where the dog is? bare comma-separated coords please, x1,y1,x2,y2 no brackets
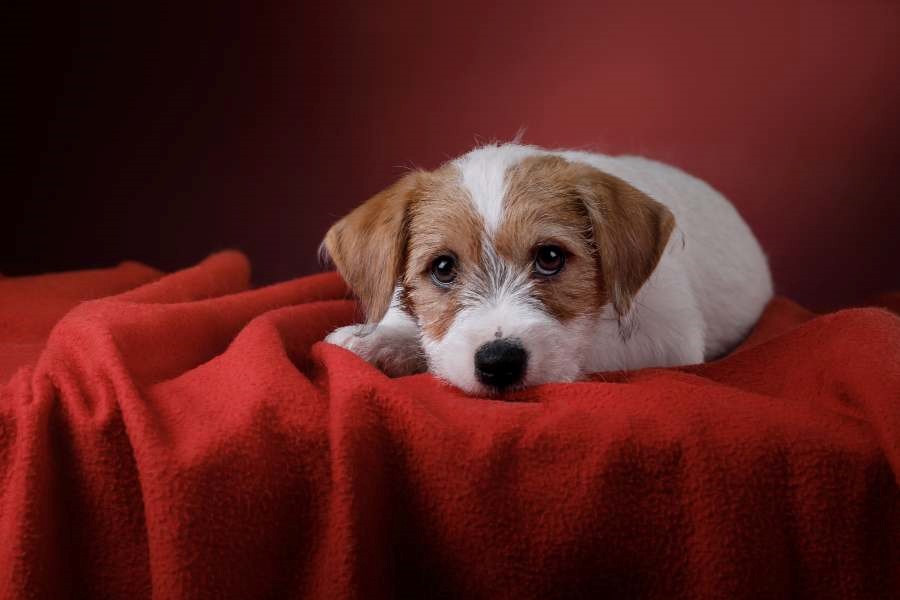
321,143,773,395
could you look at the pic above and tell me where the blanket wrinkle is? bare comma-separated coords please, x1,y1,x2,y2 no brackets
0,251,898,599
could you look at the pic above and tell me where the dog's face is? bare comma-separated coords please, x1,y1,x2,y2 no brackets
324,145,674,394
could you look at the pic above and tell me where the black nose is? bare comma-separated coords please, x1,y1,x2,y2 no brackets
474,339,528,389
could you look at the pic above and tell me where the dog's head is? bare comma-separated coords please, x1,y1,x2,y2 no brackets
323,144,675,394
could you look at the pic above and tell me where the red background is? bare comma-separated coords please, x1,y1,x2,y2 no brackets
10,1,900,310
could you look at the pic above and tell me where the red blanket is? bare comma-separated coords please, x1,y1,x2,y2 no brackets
1,251,898,598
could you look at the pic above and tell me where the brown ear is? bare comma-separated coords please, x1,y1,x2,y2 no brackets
322,172,421,323
578,169,675,317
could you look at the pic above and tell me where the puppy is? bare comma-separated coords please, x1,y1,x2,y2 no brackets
322,143,773,395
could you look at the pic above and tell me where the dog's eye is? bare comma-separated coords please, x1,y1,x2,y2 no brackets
430,255,457,287
533,245,566,277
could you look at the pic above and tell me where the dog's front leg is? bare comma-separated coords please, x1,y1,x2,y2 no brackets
324,298,425,377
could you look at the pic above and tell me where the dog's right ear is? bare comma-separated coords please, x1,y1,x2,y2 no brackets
322,172,421,324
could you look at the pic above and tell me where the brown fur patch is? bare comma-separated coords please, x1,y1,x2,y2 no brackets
402,164,485,341
498,156,603,321
499,155,675,319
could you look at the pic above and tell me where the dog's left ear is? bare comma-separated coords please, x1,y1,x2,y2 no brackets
578,168,675,318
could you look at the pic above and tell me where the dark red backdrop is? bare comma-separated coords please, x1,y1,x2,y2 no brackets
9,1,900,310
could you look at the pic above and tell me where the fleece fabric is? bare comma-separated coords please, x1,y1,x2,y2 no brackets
0,251,898,599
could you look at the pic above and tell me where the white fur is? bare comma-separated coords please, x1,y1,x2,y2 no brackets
326,143,773,395
453,144,542,233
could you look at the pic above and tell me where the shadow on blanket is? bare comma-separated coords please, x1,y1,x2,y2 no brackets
1,251,898,598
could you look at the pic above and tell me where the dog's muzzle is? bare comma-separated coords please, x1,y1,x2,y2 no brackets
474,338,528,390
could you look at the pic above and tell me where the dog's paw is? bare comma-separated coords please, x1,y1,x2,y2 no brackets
324,324,426,377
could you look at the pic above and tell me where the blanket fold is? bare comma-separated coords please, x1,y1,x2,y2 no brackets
1,251,897,599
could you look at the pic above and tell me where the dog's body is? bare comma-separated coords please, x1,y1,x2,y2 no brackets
323,144,772,395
